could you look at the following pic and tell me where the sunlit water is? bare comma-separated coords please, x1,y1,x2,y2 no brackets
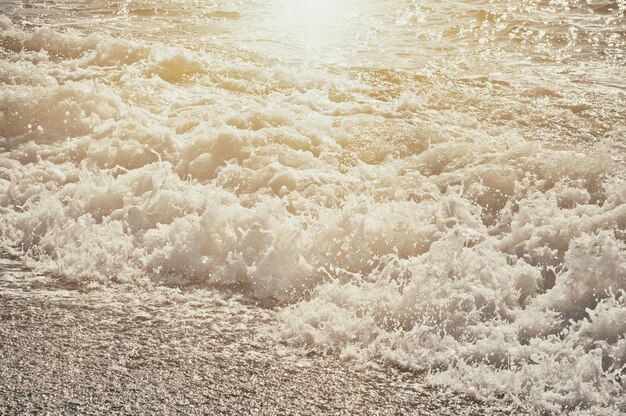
1,1,625,414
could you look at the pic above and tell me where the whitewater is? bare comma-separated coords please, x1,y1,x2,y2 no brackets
1,0,625,414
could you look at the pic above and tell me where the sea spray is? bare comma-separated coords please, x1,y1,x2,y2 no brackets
1,2,625,413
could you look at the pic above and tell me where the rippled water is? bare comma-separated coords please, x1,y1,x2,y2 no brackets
1,1,625,414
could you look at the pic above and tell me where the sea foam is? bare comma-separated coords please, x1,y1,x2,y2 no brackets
1,13,625,414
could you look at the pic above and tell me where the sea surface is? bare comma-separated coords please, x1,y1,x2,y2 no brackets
0,1,625,414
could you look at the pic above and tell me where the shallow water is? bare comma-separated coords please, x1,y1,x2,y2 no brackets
0,1,625,414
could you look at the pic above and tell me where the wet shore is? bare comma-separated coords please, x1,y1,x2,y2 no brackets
0,257,524,415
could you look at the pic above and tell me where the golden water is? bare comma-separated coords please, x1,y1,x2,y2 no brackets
1,1,625,413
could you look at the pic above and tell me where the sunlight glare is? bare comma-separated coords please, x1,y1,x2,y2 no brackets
275,0,353,50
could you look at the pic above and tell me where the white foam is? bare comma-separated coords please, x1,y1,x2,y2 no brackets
1,13,625,414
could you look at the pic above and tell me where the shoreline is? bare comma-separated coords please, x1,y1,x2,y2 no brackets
0,256,523,415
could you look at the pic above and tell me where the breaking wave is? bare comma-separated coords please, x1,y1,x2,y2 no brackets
1,2,625,413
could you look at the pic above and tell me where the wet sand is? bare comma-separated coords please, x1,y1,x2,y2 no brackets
0,256,525,415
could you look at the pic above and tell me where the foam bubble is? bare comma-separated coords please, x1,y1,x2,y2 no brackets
1,11,625,414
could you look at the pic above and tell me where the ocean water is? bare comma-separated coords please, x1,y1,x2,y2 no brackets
0,0,625,414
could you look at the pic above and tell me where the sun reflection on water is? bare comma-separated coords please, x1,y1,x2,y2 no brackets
252,0,364,62
277,0,354,46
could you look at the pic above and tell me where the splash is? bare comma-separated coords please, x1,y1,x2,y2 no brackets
1,1,625,413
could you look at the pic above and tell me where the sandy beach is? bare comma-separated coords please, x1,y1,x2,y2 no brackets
0,256,524,415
